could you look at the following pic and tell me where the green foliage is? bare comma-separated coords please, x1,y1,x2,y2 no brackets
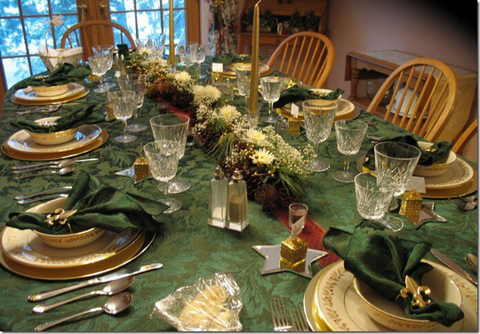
275,167,306,198
261,8,277,30
288,9,305,31
242,6,254,28
305,10,320,31
208,131,235,162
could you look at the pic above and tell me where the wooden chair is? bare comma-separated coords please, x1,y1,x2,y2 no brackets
60,20,136,61
452,119,477,153
267,32,334,88
367,57,458,142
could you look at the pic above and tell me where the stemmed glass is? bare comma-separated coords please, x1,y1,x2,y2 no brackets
149,33,166,59
178,43,197,67
92,45,115,88
150,115,191,194
108,90,137,143
118,74,148,132
374,142,422,231
333,120,368,183
143,141,182,213
234,63,255,108
302,101,338,172
194,45,207,80
260,76,284,124
354,172,395,223
88,54,110,93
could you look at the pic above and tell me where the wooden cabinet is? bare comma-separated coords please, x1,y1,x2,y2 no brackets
237,0,328,57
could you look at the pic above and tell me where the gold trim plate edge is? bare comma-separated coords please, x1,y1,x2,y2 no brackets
10,86,90,106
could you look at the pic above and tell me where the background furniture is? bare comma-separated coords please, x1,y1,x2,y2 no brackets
267,32,334,88
345,50,477,142
237,0,329,57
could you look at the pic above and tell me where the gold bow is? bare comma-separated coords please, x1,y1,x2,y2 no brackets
44,208,77,233
398,275,432,308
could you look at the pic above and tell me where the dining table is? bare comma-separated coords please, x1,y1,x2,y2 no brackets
0,62,477,332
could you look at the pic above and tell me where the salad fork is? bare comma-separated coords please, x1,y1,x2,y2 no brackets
290,305,309,331
270,297,292,331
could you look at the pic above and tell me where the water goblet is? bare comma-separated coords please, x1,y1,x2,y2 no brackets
107,90,137,143
374,142,422,231
302,101,338,172
149,33,166,59
143,141,182,213
178,43,197,67
333,120,368,183
234,63,256,107
92,45,115,88
260,76,284,124
195,45,207,79
118,74,148,132
150,114,191,194
88,54,110,93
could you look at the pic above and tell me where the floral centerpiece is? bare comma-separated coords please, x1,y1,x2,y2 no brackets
127,50,170,85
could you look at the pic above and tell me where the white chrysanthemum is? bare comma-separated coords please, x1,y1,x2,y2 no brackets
193,85,221,106
245,128,267,147
174,71,192,84
252,148,276,165
50,15,63,26
218,105,240,123
204,85,221,100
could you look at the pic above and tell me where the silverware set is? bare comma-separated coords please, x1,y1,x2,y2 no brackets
448,192,478,211
270,297,309,331
12,158,98,181
16,102,81,115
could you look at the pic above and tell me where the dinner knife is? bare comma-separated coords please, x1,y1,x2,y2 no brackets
430,249,477,286
12,158,98,170
28,263,163,302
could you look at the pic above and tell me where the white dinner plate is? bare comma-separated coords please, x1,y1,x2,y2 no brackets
308,260,477,331
7,124,102,154
14,83,86,102
1,227,140,269
424,158,474,190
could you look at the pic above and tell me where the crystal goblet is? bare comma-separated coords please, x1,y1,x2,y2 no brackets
107,89,137,143
355,172,395,222
88,54,110,93
260,76,284,124
117,74,148,132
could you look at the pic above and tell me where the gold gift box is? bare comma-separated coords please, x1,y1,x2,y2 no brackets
280,257,306,272
134,157,151,181
400,191,423,225
280,237,308,265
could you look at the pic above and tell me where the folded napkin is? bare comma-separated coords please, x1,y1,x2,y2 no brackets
210,53,266,66
363,135,452,170
323,222,464,326
273,86,344,109
117,43,130,60
10,105,104,133
7,171,170,234
13,63,91,89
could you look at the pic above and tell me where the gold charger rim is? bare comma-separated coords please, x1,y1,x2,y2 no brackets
14,83,85,102
10,85,89,106
207,66,274,78
422,159,475,190
1,129,108,161
0,230,155,280
6,124,102,154
0,226,141,269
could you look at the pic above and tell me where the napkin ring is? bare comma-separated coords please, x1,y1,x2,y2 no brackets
45,208,77,233
397,275,432,308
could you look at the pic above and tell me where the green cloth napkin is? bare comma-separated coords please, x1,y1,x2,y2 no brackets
117,43,130,60
363,135,452,170
10,105,105,133
273,86,344,108
13,63,91,89
210,53,266,66
323,222,464,326
7,171,170,234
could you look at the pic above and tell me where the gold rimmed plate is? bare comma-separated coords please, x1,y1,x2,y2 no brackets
14,83,85,102
7,124,101,154
1,129,108,161
0,230,155,280
207,63,273,78
281,99,357,121
10,84,89,106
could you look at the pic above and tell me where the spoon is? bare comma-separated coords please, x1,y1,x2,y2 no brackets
14,165,76,180
33,277,134,313
12,159,76,174
16,104,61,115
466,254,478,274
34,292,132,332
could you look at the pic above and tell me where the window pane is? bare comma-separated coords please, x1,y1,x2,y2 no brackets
3,57,30,89
137,11,162,40
0,0,19,17
54,14,79,48
161,0,185,8
0,18,26,56
138,0,160,11
30,56,47,76
111,12,137,42
25,17,48,55
50,0,77,14
21,0,49,16
174,10,185,45
110,0,134,12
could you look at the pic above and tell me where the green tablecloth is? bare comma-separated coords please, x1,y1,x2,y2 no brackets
0,72,477,332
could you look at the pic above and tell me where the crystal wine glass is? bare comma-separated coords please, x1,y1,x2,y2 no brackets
260,76,284,124
150,114,190,194
302,101,338,172
234,63,256,108
143,140,182,213
108,89,137,143
178,43,198,67
354,172,395,222
88,54,110,93
149,33,166,59
195,45,207,80
333,120,368,183
118,74,148,132
92,45,115,88
374,142,422,231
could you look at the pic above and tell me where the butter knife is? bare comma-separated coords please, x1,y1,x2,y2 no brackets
431,249,477,286
28,263,163,302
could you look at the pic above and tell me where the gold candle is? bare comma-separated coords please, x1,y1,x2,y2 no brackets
249,0,262,115
169,0,175,65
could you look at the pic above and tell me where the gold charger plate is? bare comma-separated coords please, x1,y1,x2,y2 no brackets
10,85,89,106
356,156,478,199
0,230,155,280
1,129,108,161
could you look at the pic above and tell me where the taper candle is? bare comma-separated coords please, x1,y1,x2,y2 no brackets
169,0,175,65
249,0,262,115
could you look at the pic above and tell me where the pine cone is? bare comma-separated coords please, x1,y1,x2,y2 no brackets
254,183,278,206
172,91,194,109
276,187,297,208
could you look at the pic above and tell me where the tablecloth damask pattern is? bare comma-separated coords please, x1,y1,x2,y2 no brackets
0,76,476,331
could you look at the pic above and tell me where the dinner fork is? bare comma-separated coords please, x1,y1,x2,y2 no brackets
270,297,292,331
290,305,309,331
17,193,68,205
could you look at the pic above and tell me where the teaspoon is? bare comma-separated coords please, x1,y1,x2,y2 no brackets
34,292,132,332
466,254,478,274
14,165,75,180
12,159,76,174
33,277,134,313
